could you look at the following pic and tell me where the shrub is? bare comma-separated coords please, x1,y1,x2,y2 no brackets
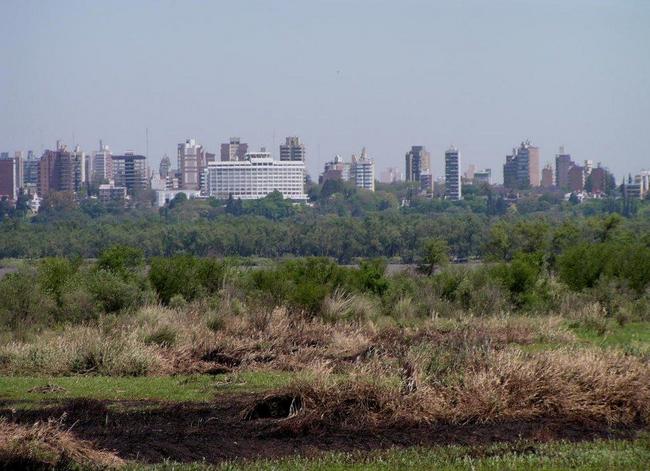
97,245,145,280
37,257,79,305
149,256,227,304
86,269,144,314
169,294,187,310
0,270,56,334
144,325,177,348
206,314,225,332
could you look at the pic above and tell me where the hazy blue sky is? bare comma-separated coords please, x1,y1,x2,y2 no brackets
1,0,648,181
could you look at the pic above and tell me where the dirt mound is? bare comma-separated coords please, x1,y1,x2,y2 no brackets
0,396,644,465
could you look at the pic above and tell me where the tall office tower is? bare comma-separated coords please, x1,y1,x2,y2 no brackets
92,142,112,184
159,155,171,178
205,151,307,200
70,145,86,187
280,136,306,161
555,147,574,190
515,140,539,187
503,140,540,189
38,143,82,196
111,153,148,194
0,157,17,200
503,151,518,189
541,164,554,188
583,160,594,175
177,139,203,190
220,137,248,161
444,146,461,200
404,145,430,182
23,150,39,186
350,148,375,191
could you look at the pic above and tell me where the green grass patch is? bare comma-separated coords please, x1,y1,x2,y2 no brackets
569,321,650,351
123,437,650,470
0,371,295,405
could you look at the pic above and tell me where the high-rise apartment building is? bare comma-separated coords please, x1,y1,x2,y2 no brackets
588,166,609,194
503,140,540,189
220,137,248,161
23,150,39,186
445,146,461,200
279,137,305,162
568,165,585,192
159,155,171,178
205,151,307,200
13,151,24,189
38,143,84,196
555,147,574,190
320,155,350,183
177,139,204,190
70,145,86,187
0,157,17,200
405,145,430,183
111,153,147,194
541,164,554,188
92,142,113,184
350,148,375,191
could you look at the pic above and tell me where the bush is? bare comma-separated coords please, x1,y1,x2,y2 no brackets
97,245,145,280
0,270,56,334
149,256,228,304
491,252,545,310
206,313,225,332
86,269,145,313
144,325,177,347
37,257,79,305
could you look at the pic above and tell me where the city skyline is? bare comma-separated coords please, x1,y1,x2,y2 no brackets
1,1,648,182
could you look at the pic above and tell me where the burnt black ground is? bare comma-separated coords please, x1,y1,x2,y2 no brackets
0,396,643,464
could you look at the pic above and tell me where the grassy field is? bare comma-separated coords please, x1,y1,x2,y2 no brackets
0,371,294,405
1,303,648,469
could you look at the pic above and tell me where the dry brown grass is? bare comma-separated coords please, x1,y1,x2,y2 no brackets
0,418,124,469
266,347,650,433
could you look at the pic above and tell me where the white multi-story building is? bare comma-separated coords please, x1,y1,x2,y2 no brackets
445,146,461,200
92,142,112,183
350,148,375,191
205,152,307,200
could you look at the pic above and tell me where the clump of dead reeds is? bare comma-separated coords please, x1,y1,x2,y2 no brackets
263,346,649,432
0,418,124,469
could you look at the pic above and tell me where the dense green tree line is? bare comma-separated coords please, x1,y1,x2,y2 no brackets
0,189,648,261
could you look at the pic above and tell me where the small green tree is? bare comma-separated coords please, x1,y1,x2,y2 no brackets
419,239,449,276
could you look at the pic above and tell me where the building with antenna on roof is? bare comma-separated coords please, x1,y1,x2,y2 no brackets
350,147,375,191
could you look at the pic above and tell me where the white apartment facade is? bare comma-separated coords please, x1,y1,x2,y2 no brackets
205,152,307,200
350,148,375,191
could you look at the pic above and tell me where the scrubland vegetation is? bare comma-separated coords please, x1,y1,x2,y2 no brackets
0,211,649,469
